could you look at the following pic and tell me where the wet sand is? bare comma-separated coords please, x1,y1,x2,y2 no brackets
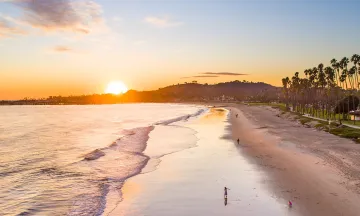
107,108,296,216
229,104,360,216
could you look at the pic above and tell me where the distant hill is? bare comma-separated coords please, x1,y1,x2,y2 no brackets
1,80,280,105
158,81,276,98
108,80,280,103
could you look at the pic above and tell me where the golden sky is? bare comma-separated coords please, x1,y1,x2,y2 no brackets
1,0,359,99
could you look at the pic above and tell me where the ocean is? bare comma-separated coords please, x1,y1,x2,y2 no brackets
0,104,205,215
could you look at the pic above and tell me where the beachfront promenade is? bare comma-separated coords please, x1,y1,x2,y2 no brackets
302,114,360,129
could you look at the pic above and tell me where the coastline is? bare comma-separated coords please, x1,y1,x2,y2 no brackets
107,108,295,216
228,104,360,216
0,104,206,216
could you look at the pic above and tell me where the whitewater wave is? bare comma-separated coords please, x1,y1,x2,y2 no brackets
70,107,206,215
0,104,208,216
154,108,206,125
68,126,154,216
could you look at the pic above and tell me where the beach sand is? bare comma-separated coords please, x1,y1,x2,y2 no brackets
108,108,296,216
228,104,360,216
106,104,360,216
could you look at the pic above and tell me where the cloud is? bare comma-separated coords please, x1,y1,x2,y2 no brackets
53,45,72,52
181,75,219,79
193,75,218,78
10,0,104,34
181,72,247,79
144,16,183,28
202,72,248,76
0,16,26,38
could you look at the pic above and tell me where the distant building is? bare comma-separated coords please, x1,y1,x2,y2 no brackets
349,110,360,121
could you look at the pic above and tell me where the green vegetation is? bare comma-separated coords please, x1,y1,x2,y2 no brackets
314,123,326,129
329,127,360,142
246,102,287,111
288,111,360,143
299,118,312,125
281,54,360,125
249,101,360,144
248,53,360,144
343,120,360,126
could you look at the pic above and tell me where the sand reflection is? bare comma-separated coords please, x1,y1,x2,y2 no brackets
199,108,227,123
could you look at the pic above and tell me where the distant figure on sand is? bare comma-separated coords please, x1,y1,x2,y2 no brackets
224,187,230,198
237,138,239,144
288,200,293,207
236,114,238,118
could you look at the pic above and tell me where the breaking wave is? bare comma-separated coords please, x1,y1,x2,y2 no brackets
155,108,206,125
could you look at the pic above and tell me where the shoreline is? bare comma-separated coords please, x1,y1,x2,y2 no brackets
228,104,360,216
108,107,296,215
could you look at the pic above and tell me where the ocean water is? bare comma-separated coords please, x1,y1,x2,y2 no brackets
0,104,205,216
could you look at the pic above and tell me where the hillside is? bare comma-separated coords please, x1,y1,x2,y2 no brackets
1,81,280,105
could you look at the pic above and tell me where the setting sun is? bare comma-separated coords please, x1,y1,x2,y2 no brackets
105,81,128,95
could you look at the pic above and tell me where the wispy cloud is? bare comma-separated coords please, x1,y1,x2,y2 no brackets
194,75,218,78
202,72,248,76
181,72,247,79
0,15,26,38
15,0,103,34
144,16,183,28
1,0,105,37
181,75,219,79
52,45,72,53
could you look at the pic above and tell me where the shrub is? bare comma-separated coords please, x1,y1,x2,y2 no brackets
329,128,344,135
299,118,311,125
315,123,326,129
329,127,360,140
340,131,360,139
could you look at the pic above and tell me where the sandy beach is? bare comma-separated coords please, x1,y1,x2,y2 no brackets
101,104,360,216
229,104,360,216
107,108,296,216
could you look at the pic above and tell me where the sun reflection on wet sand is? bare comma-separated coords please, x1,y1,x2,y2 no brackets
109,181,142,216
199,108,227,123
109,107,297,216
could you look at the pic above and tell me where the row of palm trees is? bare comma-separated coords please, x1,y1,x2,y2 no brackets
281,54,360,123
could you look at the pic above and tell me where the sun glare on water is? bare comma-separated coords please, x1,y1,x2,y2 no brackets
105,81,128,94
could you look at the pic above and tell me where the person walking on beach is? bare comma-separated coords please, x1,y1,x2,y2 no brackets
224,187,230,198
237,138,239,144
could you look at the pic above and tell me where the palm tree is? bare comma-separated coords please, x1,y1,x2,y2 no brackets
291,72,301,112
331,58,346,121
303,69,312,113
317,63,327,118
351,54,360,115
351,54,360,90
331,59,341,85
325,66,338,120
340,57,349,89
281,55,360,123
349,65,357,123
282,77,291,110
309,67,319,116
339,57,351,119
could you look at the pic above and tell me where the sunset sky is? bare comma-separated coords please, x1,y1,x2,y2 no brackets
1,0,360,99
